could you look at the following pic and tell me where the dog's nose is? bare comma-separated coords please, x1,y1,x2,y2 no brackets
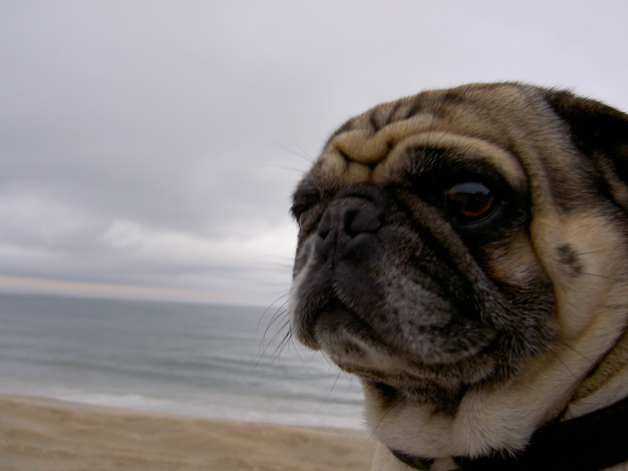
315,183,384,261
317,204,381,239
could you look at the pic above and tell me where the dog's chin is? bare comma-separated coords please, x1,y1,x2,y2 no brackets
293,297,502,411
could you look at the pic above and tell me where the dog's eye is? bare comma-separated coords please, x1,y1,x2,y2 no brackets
443,182,495,222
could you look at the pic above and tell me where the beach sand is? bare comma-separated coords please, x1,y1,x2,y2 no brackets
0,395,377,471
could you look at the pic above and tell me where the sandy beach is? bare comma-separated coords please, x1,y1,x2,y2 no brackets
0,395,377,471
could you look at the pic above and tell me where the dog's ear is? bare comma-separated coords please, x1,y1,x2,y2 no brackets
544,90,628,209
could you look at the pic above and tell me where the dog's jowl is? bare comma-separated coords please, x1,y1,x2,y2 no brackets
289,83,628,471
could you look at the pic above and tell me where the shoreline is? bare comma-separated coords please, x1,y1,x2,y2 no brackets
0,387,366,430
0,394,377,470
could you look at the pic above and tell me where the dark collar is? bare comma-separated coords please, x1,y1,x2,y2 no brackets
390,394,628,471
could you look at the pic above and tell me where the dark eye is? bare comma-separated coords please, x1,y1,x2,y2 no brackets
443,182,496,222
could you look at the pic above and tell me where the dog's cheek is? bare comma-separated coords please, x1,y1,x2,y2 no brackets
373,225,453,328
537,211,628,340
484,233,550,290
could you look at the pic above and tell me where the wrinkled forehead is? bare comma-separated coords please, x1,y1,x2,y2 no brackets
302,84,563,195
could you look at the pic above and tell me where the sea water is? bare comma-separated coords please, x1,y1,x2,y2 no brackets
0,292,365,429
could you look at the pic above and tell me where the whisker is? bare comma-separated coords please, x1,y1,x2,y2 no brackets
265,164,308,174
257,298,292,365
577,271,624,282
265,322,294,366
290,338,318,367
260,301,289,348
549,350,580,381
347,373,356,394
258,294,289,328
260,308,288,351
291,139,315,163
316,370,343,412
256,319,292,371
320,350,336,368
364,393,408,444
556,339,595,366
273,141,315,164
571,244,626,257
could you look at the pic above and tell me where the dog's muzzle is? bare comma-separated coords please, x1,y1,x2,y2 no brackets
290,183,390,350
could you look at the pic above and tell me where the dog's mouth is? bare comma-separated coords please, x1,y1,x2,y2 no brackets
290,281,500,404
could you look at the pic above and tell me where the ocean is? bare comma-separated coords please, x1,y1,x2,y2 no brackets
0,292,366,429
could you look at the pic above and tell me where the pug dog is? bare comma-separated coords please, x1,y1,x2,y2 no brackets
288,83,628,471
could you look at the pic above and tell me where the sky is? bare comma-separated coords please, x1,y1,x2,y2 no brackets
1,1,627,305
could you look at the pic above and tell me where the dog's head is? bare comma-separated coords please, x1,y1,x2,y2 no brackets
288,83,628,459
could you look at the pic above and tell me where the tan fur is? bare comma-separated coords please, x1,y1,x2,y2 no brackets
289,83,628,470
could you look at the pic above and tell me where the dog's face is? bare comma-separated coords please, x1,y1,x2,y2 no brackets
289,83,628,459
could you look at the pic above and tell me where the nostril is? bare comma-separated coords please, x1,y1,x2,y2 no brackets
317,210,332,239
344,207,382,237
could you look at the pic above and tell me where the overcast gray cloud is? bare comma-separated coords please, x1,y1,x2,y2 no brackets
1,1,628,304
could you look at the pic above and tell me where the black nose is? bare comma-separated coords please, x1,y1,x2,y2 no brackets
315,183,385,261
317,204,382,239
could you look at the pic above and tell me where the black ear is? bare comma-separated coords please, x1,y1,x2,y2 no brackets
544,89,628,208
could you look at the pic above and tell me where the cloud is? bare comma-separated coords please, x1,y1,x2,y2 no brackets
0,1,627,303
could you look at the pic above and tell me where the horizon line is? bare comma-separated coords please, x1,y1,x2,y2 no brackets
0,274,265,305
